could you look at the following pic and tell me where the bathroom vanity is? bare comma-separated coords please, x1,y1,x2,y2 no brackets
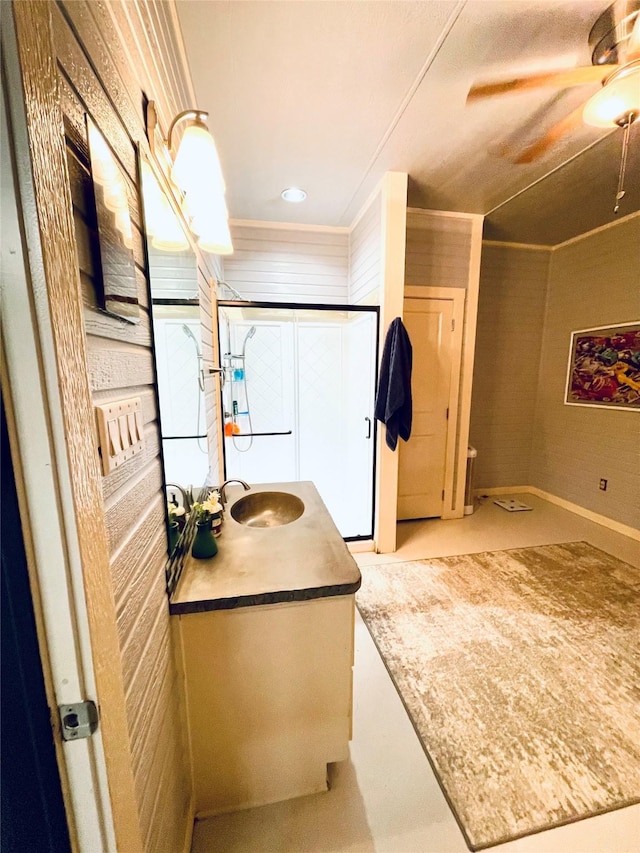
169,482,361,818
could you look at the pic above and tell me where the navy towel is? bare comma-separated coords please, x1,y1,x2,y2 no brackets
374,317,412,451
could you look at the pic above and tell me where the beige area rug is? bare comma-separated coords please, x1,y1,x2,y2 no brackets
356,542,640,850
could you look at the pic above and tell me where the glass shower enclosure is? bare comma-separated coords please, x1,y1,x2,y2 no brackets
153,303,209,488
218,303,378,539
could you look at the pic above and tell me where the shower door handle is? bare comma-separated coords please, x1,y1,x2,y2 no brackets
365,416,372,439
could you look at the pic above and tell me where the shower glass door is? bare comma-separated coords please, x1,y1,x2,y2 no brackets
153,304,209,488
218,304,378,539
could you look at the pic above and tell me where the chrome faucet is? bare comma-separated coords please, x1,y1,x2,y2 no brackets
166,483,192,513
219,478,251,507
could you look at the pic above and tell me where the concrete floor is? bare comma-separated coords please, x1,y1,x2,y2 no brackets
191,495,640,853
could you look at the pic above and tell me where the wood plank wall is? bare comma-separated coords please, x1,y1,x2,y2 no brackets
224,222,350,303
148,246,199,298
404,211,473,289
349,193,383,304
50,2,205,848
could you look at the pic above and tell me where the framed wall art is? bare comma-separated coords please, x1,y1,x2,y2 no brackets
565,322,640,410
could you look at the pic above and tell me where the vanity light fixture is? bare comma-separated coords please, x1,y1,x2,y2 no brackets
281,187,307,203
146,101,233,255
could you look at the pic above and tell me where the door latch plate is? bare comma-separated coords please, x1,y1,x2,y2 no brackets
59,700,99,741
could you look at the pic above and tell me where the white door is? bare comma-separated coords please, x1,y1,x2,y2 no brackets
398,298,456,520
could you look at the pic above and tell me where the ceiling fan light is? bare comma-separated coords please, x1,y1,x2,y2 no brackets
582,69,640,127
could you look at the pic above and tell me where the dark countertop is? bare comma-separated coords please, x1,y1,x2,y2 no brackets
169,481,362,615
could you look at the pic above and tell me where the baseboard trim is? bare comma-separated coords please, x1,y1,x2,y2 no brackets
474,486,531,496
528,487,640,542
347,539,375,554
474,485,640,542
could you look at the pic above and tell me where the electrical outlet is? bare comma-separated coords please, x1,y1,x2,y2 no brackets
599,478,608,491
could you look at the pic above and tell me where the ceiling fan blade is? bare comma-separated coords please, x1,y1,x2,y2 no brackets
510,104,587,163
467,65,617,101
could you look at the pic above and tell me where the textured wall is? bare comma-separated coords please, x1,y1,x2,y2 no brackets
470,244,550,488
224,222,349,303
531,216,640,529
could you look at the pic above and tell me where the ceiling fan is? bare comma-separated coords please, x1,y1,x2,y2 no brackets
468,1,640,210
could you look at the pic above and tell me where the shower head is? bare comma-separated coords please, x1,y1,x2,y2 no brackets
241,325,256,356
182,323,202,357
182,323,198,343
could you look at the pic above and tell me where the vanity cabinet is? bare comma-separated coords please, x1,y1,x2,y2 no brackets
175,593,355,816
169,482,361,818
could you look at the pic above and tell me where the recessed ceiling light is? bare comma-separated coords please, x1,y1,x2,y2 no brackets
281,187,307,203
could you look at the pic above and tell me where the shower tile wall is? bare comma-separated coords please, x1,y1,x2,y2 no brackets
242,325,292,434
225,323,296,483
155,321,204,436
298,325,344,523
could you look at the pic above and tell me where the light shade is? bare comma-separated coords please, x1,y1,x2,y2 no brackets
187,190,233,254
197,218,234,256
169,114,233,255
583,65,640,127
171,120,225,197
141,161,189,252
146,104,234,256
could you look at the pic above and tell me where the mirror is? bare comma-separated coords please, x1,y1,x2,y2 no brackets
86,117,140,323
141,160,211,555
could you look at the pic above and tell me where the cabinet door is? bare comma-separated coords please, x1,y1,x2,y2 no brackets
179,595,355,816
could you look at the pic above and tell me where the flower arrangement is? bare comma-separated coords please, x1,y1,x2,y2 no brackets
168,502,186,530
191,490,222,523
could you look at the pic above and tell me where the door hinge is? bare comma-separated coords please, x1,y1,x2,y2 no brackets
58,700,99,741
442,489,445,500
451,319,455,331
446,407,449,420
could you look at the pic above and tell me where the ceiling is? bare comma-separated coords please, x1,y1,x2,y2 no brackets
176,0,640,245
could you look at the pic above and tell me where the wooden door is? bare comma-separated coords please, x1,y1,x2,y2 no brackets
398,297,456,519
